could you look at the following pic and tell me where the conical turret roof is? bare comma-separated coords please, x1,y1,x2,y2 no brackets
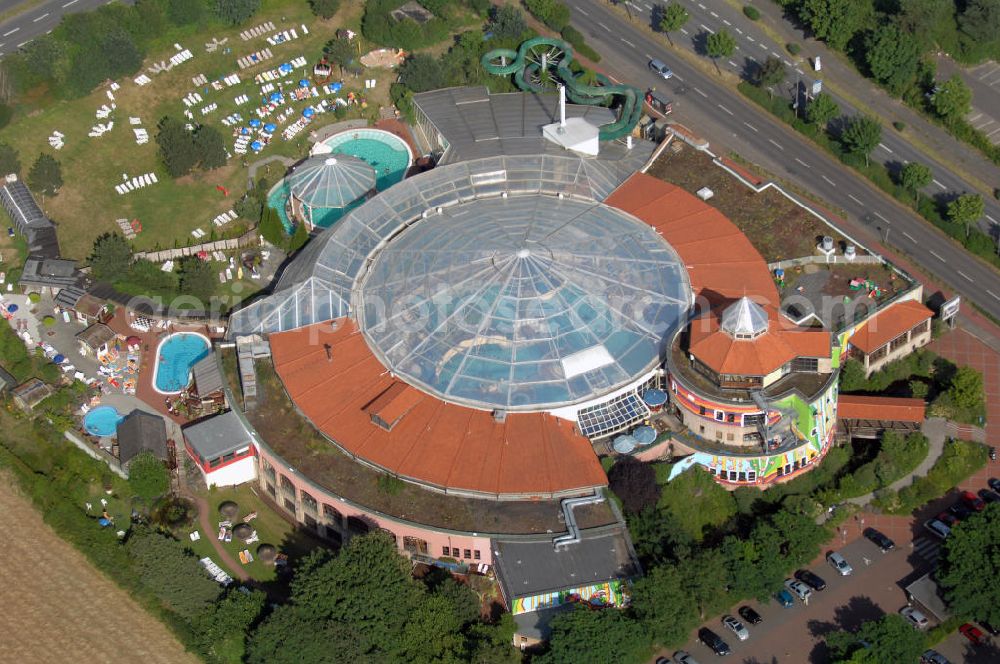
721,296,769,339
289,154,376,209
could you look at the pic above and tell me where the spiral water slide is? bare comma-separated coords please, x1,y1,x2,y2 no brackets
481,37,643,142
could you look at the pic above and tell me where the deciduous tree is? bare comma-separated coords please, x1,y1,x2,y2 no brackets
177,256,216,302
864,20,922,96
959,0,1000,42
608,457,661,514
631,565,699,647
807,92,840,128
128,451,170,502
0,141,20,175
537,606,650,664
899,161,933,199
27,153,62,195
125,526,221,616
931,74,972,122
705,29,736,73
947,192,985,237
939,503,1000,625
214,0,260,25
488,4,527,41
399,53,446,93
826,613,927,663
752,56,786,97
89,233,134,281
659,4,690,45
798,0,874,51
308,0,340,20
840,115,882,166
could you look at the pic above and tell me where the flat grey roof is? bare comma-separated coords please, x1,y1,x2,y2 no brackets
183,410,253,460
20,257,78,288
116,410,168,465
412,86,654,167
905,573,951,622
493,527,638,600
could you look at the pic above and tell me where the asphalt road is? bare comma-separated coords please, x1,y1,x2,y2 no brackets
571,0,1000,321
0,0,111,57
652,0,1000,238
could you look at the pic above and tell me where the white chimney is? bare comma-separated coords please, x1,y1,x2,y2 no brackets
559,84,566,128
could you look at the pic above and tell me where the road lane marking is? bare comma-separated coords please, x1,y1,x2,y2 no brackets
63,0,78,5
747,36,755,42
3,28,19,36
878,142,893,153
986,214,998,224
932,179,946,189
903,231,917,243
680,27,689,35
33,12,49,22
873,211,889,223
768,138,784,151
718,104,734,116
930,250,946,262
578,7,588,15
694,87,708,97
988,290,1000,301
17,40,29,47
794,158,810,168
848,194,863,205
621,38,635,48
674,74,684,81
645,53,653,60
771,51,781,58
723,19,731,26
744,122,758,132
701,24,715,34
735,27,743,35
796,68,804,75
710,11,719,17
759,43,768,50
969,112,983,122
822,175,836,186
598,22,611,32
958,270,973,282
728,60,737,67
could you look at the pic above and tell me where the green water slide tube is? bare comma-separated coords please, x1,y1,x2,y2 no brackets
481,37,643,142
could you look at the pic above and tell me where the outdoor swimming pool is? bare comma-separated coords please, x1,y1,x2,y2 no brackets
153,332,211,394
268,128,412,231
84,406,123,437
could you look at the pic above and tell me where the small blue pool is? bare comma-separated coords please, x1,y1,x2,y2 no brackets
154,332,210,393
84,406,123,437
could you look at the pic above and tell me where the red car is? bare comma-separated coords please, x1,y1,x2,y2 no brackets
960,623,985,645
962,490,986,511
937,511,959,527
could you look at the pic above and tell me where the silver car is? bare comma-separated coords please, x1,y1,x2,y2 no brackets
901,606,930,629
827,551,854,576
722,615,749,641
784,578,813,602
673,651,700,664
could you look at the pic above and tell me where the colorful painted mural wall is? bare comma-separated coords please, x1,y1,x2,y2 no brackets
511,579,630,615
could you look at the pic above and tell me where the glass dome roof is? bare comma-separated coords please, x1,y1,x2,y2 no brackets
289,154,376,209
358,195,691,411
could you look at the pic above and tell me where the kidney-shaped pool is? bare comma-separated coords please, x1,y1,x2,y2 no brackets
153,332,210,394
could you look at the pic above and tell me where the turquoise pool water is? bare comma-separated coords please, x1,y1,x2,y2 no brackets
84,406,123,437
268,129,412,231
154,332,210,393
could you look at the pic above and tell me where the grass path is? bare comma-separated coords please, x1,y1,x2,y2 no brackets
0,472,200,664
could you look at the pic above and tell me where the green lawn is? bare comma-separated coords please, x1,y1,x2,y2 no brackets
0,1,383,261
182,482,332,584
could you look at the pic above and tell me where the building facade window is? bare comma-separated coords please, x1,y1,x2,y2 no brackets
464,549,471,559
265,482,275,497
474,550,481,560
323,504,343,527
451,547,459,557
279,474,295,496
403,536,429,554
442,545,450,556
301,490,317,513
283,498,296,513
791,357,819,373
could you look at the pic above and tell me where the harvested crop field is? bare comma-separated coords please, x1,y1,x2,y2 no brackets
0,474,199,664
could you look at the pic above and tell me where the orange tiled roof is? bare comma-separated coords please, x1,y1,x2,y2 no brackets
605,173,779,307
837,395,926,423
607,174,830,375
268,319,608,497
687,307,831,375
849,300,933,354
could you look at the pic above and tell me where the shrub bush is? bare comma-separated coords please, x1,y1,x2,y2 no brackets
28,292,41,303
743,5,760,20
878,440,987,514
893,121,906,131
608,457,660,514
362,0,454,50
524,0,570,31
561,25,601,62
787,42,801,55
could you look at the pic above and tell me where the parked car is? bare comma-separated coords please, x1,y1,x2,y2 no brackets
988,477,1000,493
698,627,731,656
961,490,986,511
656,658,671,664
673,651,700,664
648,58,674,80
863,527,895,552
978,620,999,636
937,511,959,527
920,649,951,664
795,569,827,591
784,578,813,602
978,488,1000,504
774,589,794,608
959,623,985,646
738,606,763,625
925,518,952,539
722,615,749,641
900,606,930,629
827,551,853,576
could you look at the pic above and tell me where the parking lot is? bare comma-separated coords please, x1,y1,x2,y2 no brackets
655,458,1000,663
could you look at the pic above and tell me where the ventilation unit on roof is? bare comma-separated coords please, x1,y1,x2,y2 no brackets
493,409,507,423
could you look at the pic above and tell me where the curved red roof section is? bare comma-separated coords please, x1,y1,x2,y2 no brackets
268,319,608,499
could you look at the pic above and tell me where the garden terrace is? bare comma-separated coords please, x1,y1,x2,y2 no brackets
218,348,617,535
646,145,861,264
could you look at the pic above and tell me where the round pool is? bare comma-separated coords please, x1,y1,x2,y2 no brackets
153,332,211,394
84,406,123,437
268,128,412,231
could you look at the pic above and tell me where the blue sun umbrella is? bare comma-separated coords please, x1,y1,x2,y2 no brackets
330,82,342,93
249,118,262,128
264,123,277,133
250,140,262,151
270,92,282,103
299,78,310,87
240,127,249,135
279,63,293,73
6,303,17,313
302,107,315,118
53,354,65,365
